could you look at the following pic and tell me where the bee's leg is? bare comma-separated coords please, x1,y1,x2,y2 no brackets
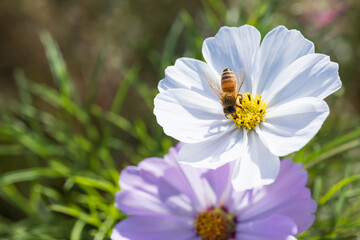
224,114,229,119
237,93,243,102
235,94,245,111
236,104,244,110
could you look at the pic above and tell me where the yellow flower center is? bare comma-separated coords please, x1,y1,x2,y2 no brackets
194,208,234,240
231,92,267,130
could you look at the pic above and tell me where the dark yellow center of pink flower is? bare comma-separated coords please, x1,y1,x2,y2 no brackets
231,92,267,130
194,208,234,240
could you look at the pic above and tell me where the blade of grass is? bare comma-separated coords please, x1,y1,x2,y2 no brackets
246,2,269,27
94,215,116,240
179,10,203,59
111,64,140,115
39,31,75,103
0,144,26,155
38,185,63,202
201,0,222,31
318,175,360,206
304,138,360,169
29,82,89,124
160,15,184,70
85,53,105,108
70,220,86,240
50,204,101,227
0,168,61,186
71,176,118,194
14,69,42,134
303,127,360,164
0,185,36,216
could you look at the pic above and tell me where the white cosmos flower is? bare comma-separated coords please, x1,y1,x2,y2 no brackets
154,25,341,191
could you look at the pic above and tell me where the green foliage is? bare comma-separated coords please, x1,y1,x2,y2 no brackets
0,0,359,239
0,31,163,239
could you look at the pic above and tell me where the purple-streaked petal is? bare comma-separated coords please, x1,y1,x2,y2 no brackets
111,216,197,240
116,189,196,219
235,215,298,240
177,128,246,169
237,159,317,234
119,157,166,191
158,57,220,102
231,131,280,191
202,25,261,93
117,157,198,218
262,54,341,107
154,89,233,143
177,163,218,209
163,145,221,210
253,26,314,95
201,161,235,206
258,97,329,156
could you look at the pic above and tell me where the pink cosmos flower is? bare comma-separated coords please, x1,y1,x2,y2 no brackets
111,144,317,240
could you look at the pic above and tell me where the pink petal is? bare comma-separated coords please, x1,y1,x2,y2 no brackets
237,160,317,233
111,216,197,240
236,215,297,240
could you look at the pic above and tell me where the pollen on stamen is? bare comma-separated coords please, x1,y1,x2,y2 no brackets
194,208,234,240
230,92,267,130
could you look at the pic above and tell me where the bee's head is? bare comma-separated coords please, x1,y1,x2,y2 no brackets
223,106,236,114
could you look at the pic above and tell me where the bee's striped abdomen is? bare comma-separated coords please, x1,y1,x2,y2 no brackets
221,68,237,92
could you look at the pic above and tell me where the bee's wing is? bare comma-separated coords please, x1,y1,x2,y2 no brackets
236,68,246,94
205,72,222,100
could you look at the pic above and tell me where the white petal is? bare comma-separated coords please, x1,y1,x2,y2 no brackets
254,26,314,95
258,97,329,156
177,128,246,169
231,131,280,191
262,54,341,106
202,25,261,93
158,57,220,101
154,89,233,143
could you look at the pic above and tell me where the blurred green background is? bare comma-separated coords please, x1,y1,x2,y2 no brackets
0,0,359,239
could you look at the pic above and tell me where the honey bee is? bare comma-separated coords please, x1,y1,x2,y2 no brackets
206,67,245,118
